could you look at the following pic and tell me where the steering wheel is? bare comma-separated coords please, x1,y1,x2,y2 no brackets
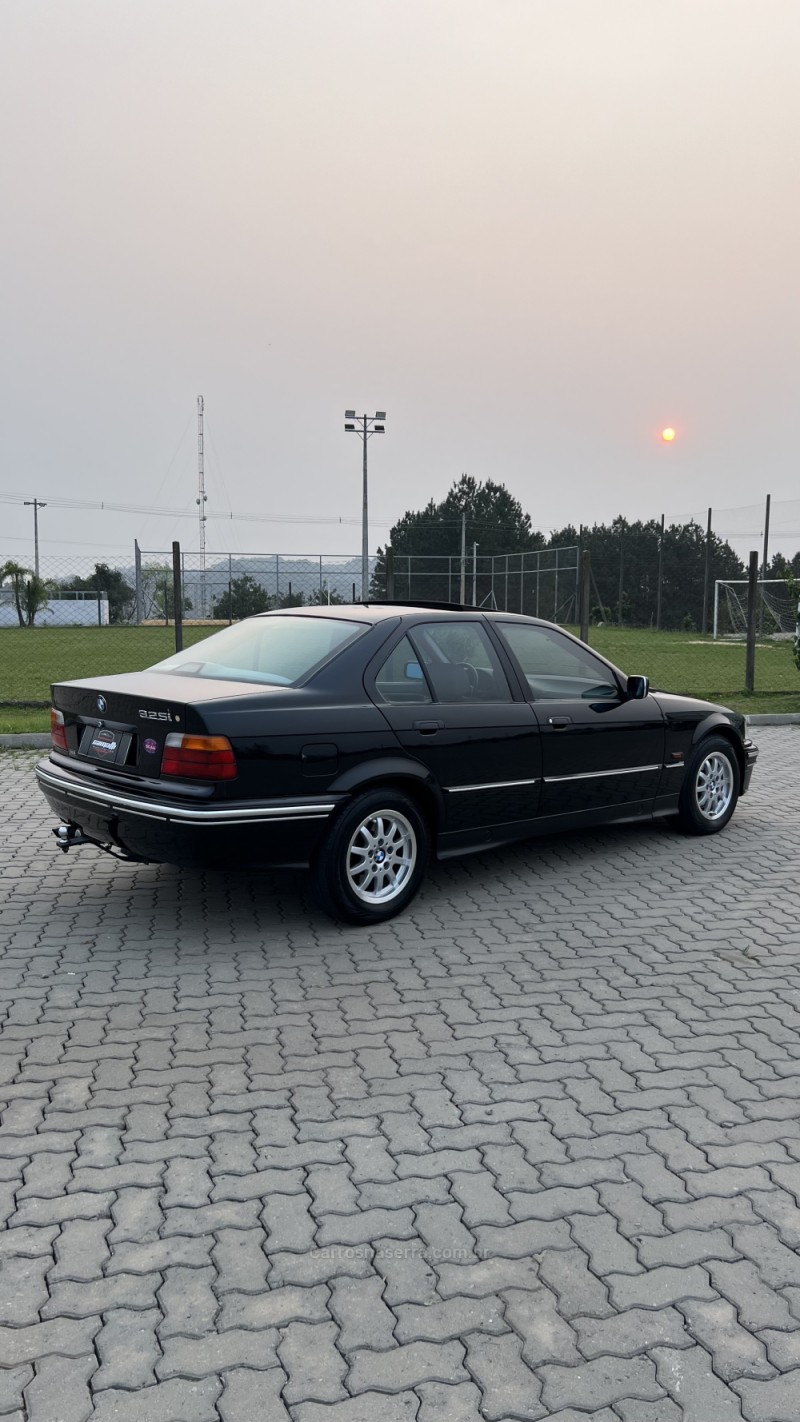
459,662,480,693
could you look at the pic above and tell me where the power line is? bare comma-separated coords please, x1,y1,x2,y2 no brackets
0,490,393,528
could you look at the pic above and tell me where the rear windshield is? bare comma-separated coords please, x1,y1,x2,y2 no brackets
150,615,366,686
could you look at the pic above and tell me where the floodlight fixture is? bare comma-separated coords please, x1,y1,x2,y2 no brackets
343,409,388,599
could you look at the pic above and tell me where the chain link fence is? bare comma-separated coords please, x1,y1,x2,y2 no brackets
391,547,579,621
1,523,799,725
0,550,378,714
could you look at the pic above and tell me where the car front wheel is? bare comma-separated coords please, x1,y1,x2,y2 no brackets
311,788,430,923
677,735,740,835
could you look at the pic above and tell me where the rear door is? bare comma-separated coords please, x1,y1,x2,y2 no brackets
493,621,665,820
368,622,541,834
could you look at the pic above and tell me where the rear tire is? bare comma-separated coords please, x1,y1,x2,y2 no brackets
676,735,740,835
311,788,430,924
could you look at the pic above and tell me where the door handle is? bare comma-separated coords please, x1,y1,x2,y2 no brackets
548,716,572,727
413,720,444,734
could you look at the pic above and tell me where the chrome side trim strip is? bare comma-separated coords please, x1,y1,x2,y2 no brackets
36,766,335,825
544,764,661,784
445,777,539,793
663,762,685,769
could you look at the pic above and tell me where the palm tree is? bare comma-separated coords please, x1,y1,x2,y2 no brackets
0,561,51,626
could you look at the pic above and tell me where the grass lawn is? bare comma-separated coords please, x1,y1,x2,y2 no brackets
1,623,798,734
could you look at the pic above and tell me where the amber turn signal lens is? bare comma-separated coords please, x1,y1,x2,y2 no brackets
160,732,237,780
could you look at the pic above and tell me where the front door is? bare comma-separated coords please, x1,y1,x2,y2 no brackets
493,621,665,821
369,622,542,836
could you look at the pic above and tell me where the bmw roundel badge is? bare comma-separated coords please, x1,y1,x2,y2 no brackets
97,695,107,714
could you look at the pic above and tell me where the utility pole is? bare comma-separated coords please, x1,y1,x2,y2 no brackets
23,498,47,577
196,396,207,617
344,411,386,598
459,511,466,603
472,542,479,606
760,493,771,635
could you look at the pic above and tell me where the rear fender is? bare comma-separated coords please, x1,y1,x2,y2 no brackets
328,757,444,827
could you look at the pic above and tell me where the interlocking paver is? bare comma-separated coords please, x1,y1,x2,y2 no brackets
93,1306,160,1390
329,1273,396,1352
574,1305,690,1358
1,733,800,1420
652,1344,744,1420
294,1396,419,1422
464,1330,544,1420
217,1366,292,1421
91,1377,222,1421
23,1354,97,1422
280,1320,348,1404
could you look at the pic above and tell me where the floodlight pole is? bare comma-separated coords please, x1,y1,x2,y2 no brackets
344,411,386,598
23,498,47,578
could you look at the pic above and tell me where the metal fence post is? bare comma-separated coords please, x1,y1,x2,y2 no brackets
655,513,665,630
701,507,712,633
579,551,591,644
228,554,232,623
745,550,758,692
172,542,183,653
386,546,395,599
134,540,143,625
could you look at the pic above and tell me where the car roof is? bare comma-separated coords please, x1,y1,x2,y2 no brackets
254,602,558,628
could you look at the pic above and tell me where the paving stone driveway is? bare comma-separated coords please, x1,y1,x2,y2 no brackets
1,728,799,1422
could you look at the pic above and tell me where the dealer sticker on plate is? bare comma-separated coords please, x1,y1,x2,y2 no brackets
91,729,118,757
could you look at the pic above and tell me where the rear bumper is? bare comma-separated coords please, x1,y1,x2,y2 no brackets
742,738,758,794
35,760,342,869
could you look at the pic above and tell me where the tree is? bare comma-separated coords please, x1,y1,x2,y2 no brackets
0,561,52,627
62,563,135,625
551,518,745,630
139,565,193,622
371,475,543,603
212,574,271,621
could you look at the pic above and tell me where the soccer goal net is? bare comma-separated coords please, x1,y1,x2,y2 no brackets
714,579,799,639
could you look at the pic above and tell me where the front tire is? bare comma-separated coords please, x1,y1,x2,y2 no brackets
676,735,740,835
311,789,430,924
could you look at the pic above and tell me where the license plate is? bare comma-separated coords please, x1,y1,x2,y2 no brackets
79,725,133,766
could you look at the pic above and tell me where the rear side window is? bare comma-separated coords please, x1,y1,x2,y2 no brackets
151,615,366,686
374,636,432,704
409,622,512,703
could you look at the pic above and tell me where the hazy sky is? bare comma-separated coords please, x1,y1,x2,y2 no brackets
2,0,799,567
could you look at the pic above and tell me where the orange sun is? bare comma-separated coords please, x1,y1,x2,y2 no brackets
661,427,676,443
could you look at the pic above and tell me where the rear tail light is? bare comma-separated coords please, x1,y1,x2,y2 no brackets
50,708,68,752
161,733,237,781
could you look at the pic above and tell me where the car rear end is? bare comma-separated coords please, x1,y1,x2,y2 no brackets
37,672,342,869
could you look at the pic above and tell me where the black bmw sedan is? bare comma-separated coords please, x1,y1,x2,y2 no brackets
36,603,758,923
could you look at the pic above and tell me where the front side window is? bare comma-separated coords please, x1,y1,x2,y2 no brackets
498,623,619,701
374,635,432,704
409,622,512,703
151,615,366,686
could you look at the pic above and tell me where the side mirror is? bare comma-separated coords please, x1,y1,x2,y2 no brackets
405,661,424,681
626,674,649,700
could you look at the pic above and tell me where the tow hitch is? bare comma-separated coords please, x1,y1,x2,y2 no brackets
52,822,149,865
53,824,93,853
